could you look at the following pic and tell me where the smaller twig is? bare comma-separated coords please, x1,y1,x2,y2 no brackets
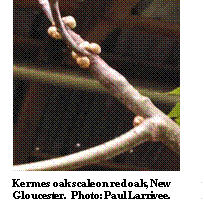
30,151,153,171
38,0,54,24
49,0,91,57
13,64,179,105
13,119,157,171
38,0,88,55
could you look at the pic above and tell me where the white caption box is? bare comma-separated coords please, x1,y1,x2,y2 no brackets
2,172,202,207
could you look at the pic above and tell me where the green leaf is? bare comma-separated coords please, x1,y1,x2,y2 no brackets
168,102,180,126
168,102,180,118
167,87,180,126
166,87,180,95
175,117,180,126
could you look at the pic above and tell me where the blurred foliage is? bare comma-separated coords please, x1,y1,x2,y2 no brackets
167,87,180,126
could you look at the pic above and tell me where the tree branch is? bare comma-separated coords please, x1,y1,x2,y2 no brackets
13,0,180,170
13,119,156,171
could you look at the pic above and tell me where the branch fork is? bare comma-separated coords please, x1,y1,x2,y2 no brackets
13,0,180,171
